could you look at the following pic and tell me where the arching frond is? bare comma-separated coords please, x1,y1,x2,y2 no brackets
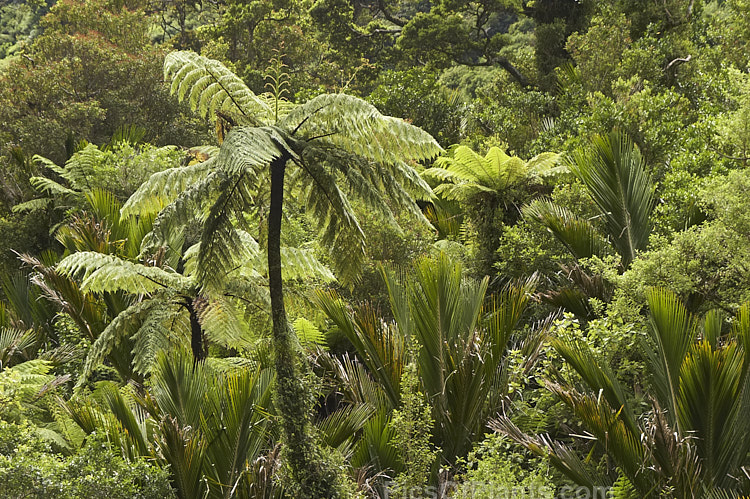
139,171,223,259
164,51,274,124
121,158,216,218
526,151,564,178
11,197,53,213
130,302,184,375
279,247,335,282
195,173,259,289
216,126,283,176
281,93,442,164
28,176,77,197
57,251,191,294
296,150,366,282
75,298,158,390
523,198,609,259
195,294,252,351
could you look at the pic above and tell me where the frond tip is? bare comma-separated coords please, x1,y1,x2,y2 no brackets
164,51,274,124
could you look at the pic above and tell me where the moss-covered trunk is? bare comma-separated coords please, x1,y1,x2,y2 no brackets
268,154,339,496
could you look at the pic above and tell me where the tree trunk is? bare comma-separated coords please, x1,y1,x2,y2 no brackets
187,298,207,363
268,154,339,496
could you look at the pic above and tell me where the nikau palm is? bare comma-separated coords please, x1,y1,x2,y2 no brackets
493,289,750,497
134,51,442,494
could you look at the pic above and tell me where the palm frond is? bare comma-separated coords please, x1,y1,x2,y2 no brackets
553,335,640,436
0,327,36,368
568,132,654,266
546,381,648,493
315,291,405,408
523,198,609,259
644,288,697,430
677,341,746,490
203,367,274,497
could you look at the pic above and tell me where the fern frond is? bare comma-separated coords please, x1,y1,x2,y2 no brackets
131,302,183,375
526,151,564,178
196,173,259,289
292,317,327,347
139,171,223,259
279,247,335,282
195,294,252,351
296,151,365,282
11,197,53,213
28,176,77,197
0,359,55,401
121,158,216,218
164,51,274,125
57,252,191,294
75,299,158,390
281,93,442,164
216,126,283,176
58,144,104,191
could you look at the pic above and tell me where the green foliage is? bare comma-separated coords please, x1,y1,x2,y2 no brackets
389,354,439,498
0,423,175,499
0,0,208,188
368,67,468,145
318,253,544,469
453,434,553,499
496,290,750,497
423,144,560,277
68,351,276,499
615,222,750,314
567,132,655,267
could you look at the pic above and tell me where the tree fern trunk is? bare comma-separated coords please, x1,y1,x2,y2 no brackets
187,298,207,363
268,154,339,496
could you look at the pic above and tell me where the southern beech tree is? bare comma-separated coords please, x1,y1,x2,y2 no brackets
143,51,441,495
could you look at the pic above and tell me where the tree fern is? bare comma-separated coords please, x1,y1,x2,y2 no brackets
159,50,442,495
422,145,559,203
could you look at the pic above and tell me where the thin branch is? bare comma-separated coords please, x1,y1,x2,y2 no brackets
376,0,406,27
665,55,691,71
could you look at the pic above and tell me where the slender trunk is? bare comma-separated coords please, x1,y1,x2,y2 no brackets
268,154,339,496
187,298,206,363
